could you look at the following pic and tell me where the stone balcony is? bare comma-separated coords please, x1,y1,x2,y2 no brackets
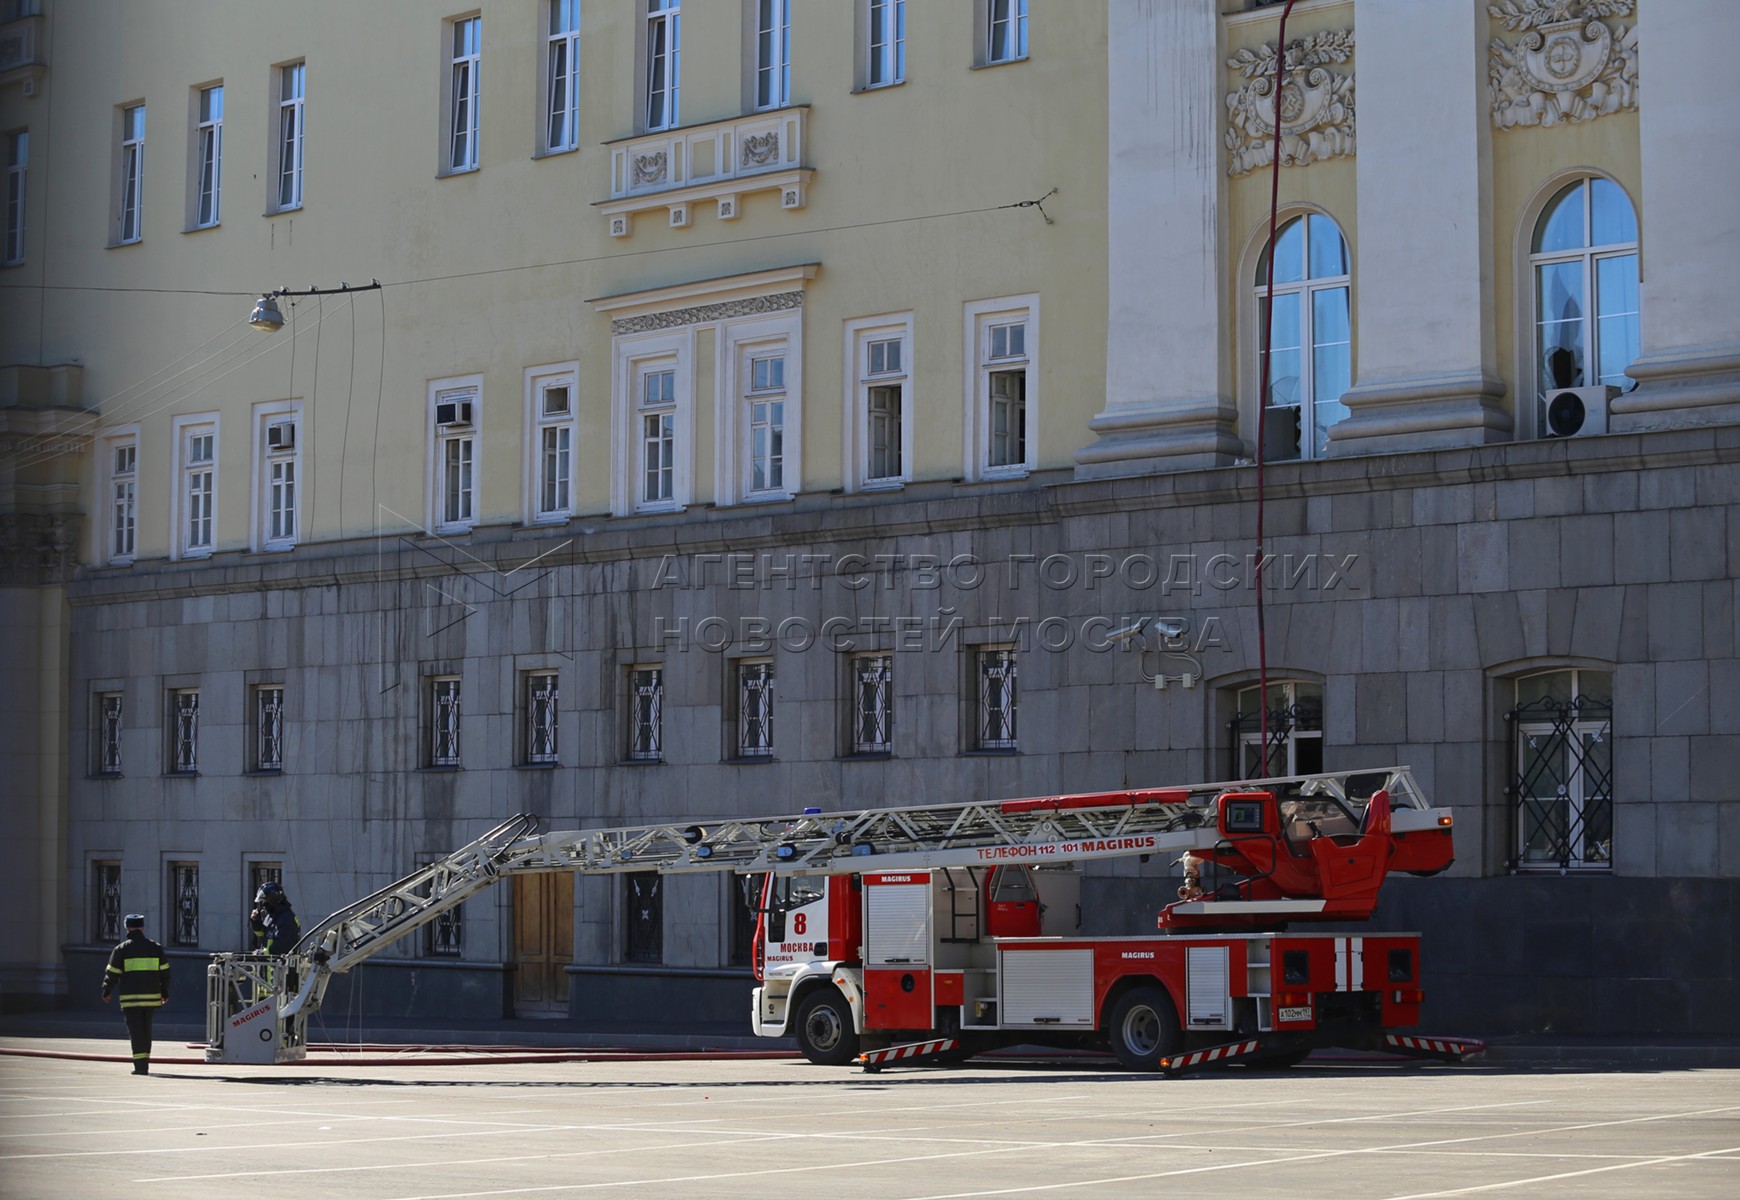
597,106,812,238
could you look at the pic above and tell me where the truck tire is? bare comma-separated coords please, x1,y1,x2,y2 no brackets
1106,985,1180,1071
793,988,860,1066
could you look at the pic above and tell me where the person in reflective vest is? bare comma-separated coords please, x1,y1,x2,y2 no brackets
102,914,169,1075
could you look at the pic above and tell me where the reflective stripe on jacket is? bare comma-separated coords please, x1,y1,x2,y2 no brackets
103,932,169,1008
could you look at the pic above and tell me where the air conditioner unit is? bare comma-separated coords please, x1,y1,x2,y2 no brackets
1542,385,1616,439
435,399,474,428
266,422,296,451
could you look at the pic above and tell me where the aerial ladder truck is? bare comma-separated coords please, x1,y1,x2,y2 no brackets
206,766,1481,1071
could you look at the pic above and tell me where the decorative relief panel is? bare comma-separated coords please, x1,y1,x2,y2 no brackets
610,292,804,337
1488,0,1638,129
1225,30,1356,178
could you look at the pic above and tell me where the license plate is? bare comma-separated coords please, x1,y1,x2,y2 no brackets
1278,1006,1313,1022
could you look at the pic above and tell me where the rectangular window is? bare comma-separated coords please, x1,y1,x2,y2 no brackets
755,0,791,111
421,857,465,957
867,0,905,88
640,367,676,507
448,15,481,172
532,373,574,522
747,353,785,496
645,0,680,131
628,666,663,761
623,871,663,963
261,415,298,549
181,424,216,556
987,324,1026,470
108,439,137,563
168,861,200,948
986,0,1028,64
93,860,122,943
253,684,284,771
1230,681,1323,779
118,104,145,243
168,688,200,773
1511,670,1613,871
967,298,1038,479
735,659,774,759
276,62,305,210
431,382,478,533
95,692,123,775
867,335,905,484
430,676,462,767
545,0,581,153
195,85,223,228
851,653,893,754
525,671,559,765
3,129,24,264
976,646,1018,751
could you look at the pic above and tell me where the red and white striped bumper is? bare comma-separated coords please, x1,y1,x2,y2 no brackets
1159,1039,1262,1072
1384,1033,1486,1061
856,1038,960,1070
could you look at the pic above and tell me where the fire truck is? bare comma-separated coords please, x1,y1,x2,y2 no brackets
206,765,1479,1071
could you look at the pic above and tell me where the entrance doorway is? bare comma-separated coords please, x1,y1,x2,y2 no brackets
512,872,573,1017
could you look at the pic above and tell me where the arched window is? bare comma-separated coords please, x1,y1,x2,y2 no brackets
1255,213,1351,461
1530,177,1639,436
1507,669,1612,871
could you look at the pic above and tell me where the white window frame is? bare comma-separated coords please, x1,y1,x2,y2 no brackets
543,0,581,154
426,374,481,535
734,658,775,759
524,363,578,525
753,0,792,112
170,414,219,560
1253,212,1352,462
843,313,913,491
612,331,692,516
446,14,482,174
3,128,25,265
864,0,906,89
983,0,1029,66
429,675,462,767
524,670,559,765
193,84,223,229
628,665,664,761
963,295,1038,481
716,311,802,506
103,428,139,565
273,61,305,212
116,103,145,245
250,401,301,552
1233,680,1324,779
644,0,681,133
1525,175,1640,439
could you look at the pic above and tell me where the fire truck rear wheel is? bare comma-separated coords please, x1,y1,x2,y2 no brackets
1107,985,1180,1070
794,988,860,1066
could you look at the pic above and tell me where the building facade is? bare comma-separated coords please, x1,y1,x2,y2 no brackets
1,0,1736,1035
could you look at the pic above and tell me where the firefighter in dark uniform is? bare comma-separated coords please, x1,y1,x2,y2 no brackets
250,882,301,954
102,914,169,1075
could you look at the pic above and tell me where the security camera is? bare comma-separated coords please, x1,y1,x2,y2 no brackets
1152,616,1188,641
1103,616,1150,646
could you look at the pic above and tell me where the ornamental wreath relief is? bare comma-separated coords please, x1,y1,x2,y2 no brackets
1488,0,1638,129
1224,30,1356,178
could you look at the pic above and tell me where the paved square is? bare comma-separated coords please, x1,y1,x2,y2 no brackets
3,1039,1738,1199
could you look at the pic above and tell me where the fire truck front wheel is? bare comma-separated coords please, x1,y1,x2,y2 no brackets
793,988,860,1066
1106,985,1180,1071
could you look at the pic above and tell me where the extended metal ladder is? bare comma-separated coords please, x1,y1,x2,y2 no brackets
206,766,1436,1064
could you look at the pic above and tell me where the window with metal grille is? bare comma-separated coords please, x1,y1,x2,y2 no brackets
1507,669,1612,872
169,862,200,947
430,676,462,766
851,653,893,754
736,660,775,758
1229,680,1323,779
728,872,765,966
420,858,464,957
168,688,199,773
623,872,663,963
92,860,122,943
95,692,123,774
976,647,1018,751
254,685,283,771
526,671,559,764
629,666,663,760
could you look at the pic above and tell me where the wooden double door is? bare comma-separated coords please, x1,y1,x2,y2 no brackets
512,873,573,1017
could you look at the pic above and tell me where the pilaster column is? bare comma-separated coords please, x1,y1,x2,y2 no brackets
1329,0,1509,456
1076,0,1240,478
1610,0,1740,430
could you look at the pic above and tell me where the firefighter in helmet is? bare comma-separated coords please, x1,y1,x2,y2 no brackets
102,914,169,1075
250,882,301,955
